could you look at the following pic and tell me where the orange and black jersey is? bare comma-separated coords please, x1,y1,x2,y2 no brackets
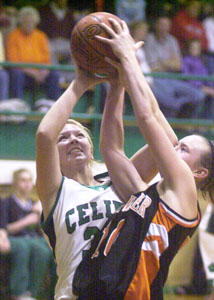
73,183,201,300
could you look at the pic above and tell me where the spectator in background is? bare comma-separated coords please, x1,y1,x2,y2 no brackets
115,0,146,25
0,198,10,253
39,0,76,85
171,1,208,52
6,6,60,107
39,0,74,65
0,30,9,101
4,168,53,300
144,16,205,118
0,6,18,41
203,3,214,75
182,39,214,119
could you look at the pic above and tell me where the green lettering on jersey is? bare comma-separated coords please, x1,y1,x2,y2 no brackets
104,200,114,218
113,200,123,211
65,208,76,234
77,203,90,226
90,202,104,220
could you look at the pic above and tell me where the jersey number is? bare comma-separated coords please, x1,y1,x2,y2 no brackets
82,226,101,257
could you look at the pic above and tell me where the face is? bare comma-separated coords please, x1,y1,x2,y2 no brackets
156,17,171,36
186,1,201,18
20,15,37,34
57,124,93,169
55,0,68,8
14,171,33,196
133,23,148,41
174,135,209,172
189,40,201,57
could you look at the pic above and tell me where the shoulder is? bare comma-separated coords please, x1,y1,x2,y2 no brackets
203,17,214,26
168,34,180,45
7,28,20,39
34,29,48,39
146,33,155,43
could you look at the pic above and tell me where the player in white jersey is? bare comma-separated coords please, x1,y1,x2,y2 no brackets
36,57,177,299
41,174,122,299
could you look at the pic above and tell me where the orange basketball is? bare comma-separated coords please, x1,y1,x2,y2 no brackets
70,12,121,77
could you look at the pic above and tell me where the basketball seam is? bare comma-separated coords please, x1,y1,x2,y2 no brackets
76,18,114,71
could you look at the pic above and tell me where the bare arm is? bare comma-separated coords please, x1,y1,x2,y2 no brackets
6,212,39,235
100,83,147,202
130,79,177,182
36,69,103,218
0,229,10,254
97,19,197,217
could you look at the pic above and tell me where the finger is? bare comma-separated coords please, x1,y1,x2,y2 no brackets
135,41,144,50
95,34,112,45
108,18,122,34
120,20,129,33
99,21,117,38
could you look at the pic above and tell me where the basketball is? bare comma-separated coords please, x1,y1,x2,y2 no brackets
70,12,122,77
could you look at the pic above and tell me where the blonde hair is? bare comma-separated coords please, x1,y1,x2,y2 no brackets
64,119,103,171
13,168,32,185
17,6,40,26
66,119,94,154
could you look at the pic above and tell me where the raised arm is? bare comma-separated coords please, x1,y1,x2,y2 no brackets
36,69,103,218
100,25,177,187
100,83,147,202
98,19,197,216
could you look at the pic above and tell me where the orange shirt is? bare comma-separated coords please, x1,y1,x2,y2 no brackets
6,27,50,64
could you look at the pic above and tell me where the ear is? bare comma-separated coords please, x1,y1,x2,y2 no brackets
90,148,94,161
193,167,209,180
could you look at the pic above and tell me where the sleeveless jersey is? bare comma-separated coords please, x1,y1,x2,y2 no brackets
41,173,122,300
73,183,201,300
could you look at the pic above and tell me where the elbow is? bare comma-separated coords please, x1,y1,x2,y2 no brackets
36,126,54,146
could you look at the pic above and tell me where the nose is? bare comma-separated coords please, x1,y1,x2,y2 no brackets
69,135,78,144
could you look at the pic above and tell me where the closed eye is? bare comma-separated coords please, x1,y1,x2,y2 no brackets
58,135,67,142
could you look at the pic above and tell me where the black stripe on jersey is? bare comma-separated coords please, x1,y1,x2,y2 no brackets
94,172,109,181
159,198,200,224
40,177,65,257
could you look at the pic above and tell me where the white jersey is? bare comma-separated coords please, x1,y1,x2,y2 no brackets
41,173,122,300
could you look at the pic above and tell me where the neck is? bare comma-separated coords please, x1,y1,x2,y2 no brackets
14,191,29,203
156,33,167,42
62,164,97,186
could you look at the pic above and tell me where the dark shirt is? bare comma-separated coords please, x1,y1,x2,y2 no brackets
39,4,75,39
5,194,39,237
182,55,214,88
0,198,7,228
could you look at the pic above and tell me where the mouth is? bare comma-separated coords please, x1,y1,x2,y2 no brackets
68,147,82,155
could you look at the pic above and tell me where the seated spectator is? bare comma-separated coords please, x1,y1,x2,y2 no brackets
115,0,146,25
203,3,214,75
3,168,53,300
0,198,10,253
6,6,60,108
171,0,208,52
182,39,214,119
0,30,9,101
39,0,76,85
143,16,205,118
0,5,18,41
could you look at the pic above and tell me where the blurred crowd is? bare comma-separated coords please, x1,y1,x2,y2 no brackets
0,0,213,119
0,168,57,300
